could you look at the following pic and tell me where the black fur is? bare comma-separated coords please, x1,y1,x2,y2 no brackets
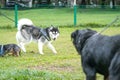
21,25,59,41
71,29,120,80
21,25,42,40
109,51,120,80
0,44,21,57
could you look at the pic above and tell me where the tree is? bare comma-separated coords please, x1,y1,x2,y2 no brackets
112,0,116,9
47,0,51,4
101,0,106,8
0,0,5,8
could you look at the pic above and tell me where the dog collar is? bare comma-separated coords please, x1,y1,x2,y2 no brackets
0,45,4,55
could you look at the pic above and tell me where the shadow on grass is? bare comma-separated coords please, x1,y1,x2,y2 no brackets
0,25,16,31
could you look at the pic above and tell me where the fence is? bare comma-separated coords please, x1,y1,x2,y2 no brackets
0,5,120,28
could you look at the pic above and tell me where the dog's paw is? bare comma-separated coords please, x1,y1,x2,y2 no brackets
53,51,57,54
39,52,44,55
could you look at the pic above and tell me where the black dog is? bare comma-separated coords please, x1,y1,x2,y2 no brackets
71,29,120,80
0,44,21,57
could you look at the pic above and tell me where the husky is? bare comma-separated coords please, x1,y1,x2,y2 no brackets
16,18,60,55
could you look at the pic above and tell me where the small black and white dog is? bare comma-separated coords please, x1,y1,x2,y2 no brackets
16,18,60,55
0,44,21,57
71,29,120,80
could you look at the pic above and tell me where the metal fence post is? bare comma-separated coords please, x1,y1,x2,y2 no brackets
74,0,77,26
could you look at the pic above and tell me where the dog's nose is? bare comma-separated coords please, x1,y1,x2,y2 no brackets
53,38,56,40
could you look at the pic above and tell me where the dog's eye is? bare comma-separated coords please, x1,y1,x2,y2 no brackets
52,31,58,34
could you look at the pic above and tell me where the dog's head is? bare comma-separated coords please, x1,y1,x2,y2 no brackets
71,29,97,54
48,25,60,41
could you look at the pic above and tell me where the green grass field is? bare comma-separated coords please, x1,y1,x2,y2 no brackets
0,8,120,27
0,8,120,80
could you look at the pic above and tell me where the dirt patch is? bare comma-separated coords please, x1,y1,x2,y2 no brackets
28,65,75,72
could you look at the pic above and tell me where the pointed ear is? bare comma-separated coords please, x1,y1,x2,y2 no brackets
51,25,54,27
49,25,53,30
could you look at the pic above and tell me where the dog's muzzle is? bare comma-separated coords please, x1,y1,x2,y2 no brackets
53,38,56,40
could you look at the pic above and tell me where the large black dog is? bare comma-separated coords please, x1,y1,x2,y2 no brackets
71,29,120,80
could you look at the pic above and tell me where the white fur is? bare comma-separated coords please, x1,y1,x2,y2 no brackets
16,18,58,55
17,18,33,31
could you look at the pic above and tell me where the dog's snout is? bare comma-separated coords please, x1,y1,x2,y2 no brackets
53,38,56,40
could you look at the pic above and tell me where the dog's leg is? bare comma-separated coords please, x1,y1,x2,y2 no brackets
19,42,26,53
38,41,44,55
104,76,109,80
47,42,57,54
84,67,96,80
16,32,27,53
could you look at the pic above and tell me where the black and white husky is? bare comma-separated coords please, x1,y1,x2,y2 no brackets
16,18,60,55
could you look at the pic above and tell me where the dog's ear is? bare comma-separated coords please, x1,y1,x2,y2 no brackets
51,25,54,27
49,26,53,30
71,29,79,40
71,30,84,55
50,25,59,30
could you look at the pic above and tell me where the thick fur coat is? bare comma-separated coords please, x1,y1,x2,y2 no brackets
16,18,60,54
71,29,120,80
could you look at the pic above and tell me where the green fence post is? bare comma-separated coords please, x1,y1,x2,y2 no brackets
15,3,18,27
74,0,77,26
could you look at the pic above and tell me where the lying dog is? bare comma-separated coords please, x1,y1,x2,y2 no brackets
16,18,60,55
0,44,21,57
71,29,120,80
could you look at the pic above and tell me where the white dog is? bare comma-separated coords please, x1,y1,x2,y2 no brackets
16,18,60,54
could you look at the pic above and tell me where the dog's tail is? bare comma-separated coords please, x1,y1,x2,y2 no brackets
17,18,33,31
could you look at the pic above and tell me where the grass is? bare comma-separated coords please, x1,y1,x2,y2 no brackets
0,27,84,80
0,8,120,27
0,69,67,80
0,27,120,80
0,8,120,79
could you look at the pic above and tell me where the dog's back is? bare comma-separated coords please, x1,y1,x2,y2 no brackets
2,44,21,56
82,34,120,75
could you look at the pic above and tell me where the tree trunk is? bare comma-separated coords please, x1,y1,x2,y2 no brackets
112,0,116,9
28,0,33,8
1,0,6,8
101,0,105,9
47,0,51,4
